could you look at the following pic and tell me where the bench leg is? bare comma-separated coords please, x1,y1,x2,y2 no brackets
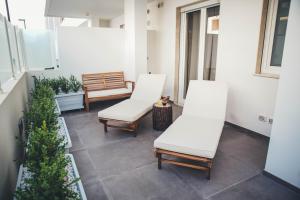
157,153,162,169
99,119,108,133
104,121,108,133
207,161,212,180
129,122,138,137
85,102,90,112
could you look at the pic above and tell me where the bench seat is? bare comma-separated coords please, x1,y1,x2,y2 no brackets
88,87,132,99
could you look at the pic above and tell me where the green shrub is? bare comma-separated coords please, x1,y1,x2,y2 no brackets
69,75,82,93
15,122,79,200
25,97,58,132
33,76,51,88
31,84,55,101
49,78,60,95
58,76,70,94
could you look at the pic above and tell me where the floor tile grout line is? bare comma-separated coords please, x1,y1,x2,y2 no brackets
98,178,115,200
204,171,262,200
167,166,205,199
98,160,157,182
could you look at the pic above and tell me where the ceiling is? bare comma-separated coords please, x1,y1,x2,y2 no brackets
45,0,155,19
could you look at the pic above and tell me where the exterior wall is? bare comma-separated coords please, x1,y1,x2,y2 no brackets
57,26,126,79
0,73,29,200
110,15,124,28
152,0,279,136
265,0,300,188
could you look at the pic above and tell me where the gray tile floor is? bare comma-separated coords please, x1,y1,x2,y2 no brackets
63,100,300,200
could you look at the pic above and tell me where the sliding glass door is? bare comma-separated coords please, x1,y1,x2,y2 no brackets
178,0,220,105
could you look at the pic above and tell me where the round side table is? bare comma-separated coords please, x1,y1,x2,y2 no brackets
153,103,172,131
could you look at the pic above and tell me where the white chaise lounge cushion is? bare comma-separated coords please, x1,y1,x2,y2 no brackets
98,99,153,122
154,80,228,159
131,74,166,103
98,74,166,122
88,88,132,98
154,116,224,159
183,80,228,121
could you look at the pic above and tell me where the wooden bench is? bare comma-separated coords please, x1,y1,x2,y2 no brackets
82,72,135,111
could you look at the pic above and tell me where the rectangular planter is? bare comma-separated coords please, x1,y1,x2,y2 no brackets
58,117,72,152
55,91,84,112
55,99,61,115
15,154,87,200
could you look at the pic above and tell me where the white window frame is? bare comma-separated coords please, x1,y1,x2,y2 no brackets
261,0,288,75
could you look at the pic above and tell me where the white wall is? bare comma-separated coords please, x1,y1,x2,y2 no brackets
0,73,28,200
57,26,127,79
152,0,279,136
124,0,147,80
110,15,124,28
216,0,278,136
265,0,300,188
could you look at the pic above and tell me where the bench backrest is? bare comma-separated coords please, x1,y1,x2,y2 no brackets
82,72,126,91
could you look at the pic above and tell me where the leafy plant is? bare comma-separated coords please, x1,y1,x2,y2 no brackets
15,122,79,200
49,78,60,95
33,76,51,89
58,76,70,94
69,75,82,93
25,96,58,132
31,84,55,101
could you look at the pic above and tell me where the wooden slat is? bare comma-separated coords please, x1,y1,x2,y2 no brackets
161,158,209,171
82,71,126,90
156,149,212,163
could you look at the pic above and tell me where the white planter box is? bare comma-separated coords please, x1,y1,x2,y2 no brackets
55,91,84,112
55,99,61,115
58,117,72,152
15,154,87,200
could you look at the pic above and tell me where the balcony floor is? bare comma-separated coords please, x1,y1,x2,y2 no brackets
62,100,300,200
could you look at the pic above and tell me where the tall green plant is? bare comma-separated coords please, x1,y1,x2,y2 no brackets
49,78,60,95
25,97,58,132
15,122,79,200
69,75,82,93
58,76,70,94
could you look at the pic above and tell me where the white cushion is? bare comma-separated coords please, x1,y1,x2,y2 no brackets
88,88,132,98
183,80,228,121
154,80,228,159
98,99,153,122
154,116,224,159
131,74,166,104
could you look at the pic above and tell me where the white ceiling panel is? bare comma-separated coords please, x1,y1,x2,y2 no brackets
45,0,124,19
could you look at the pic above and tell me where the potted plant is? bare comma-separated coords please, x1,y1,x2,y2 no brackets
55,75,84,112
15,123,84,200
15,83,86,199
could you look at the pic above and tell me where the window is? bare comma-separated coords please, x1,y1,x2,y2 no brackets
257,0,291,76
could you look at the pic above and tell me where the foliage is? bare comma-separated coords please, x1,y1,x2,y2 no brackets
31,84,55,101
15,79,80,199
58,76,70,94
69,75,82,93
25,96,58,132
34,75,82,95
15,122,79,200
50,78,60,95
33,76,51,88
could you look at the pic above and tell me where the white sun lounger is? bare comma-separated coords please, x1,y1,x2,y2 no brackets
98,74,166,136
154,80,228,179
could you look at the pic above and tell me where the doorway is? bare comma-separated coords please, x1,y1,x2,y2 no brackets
178,1,220,105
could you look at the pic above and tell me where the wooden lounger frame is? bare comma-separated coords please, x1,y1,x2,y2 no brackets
99,110,152,137
154,148,213,180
